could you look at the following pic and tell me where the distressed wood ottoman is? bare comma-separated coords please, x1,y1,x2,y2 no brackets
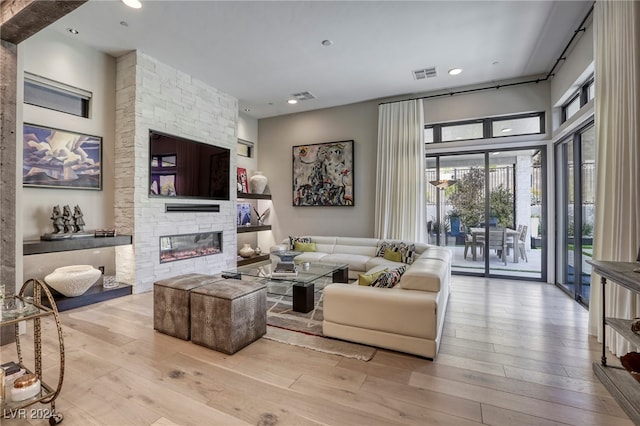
190,279,267,354
154,273,224,340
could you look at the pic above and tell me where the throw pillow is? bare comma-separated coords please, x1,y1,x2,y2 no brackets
376,241,393,257
358,269,388,286
289,236,311,250
371,266,407,288
383,250,402,262
377,241,417,264
293,241,317,252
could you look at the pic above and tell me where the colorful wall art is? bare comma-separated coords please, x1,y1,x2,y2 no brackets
292,140,354,206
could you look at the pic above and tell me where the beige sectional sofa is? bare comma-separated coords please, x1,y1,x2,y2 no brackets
273,236,451,359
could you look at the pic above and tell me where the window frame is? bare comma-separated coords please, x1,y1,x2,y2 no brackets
23,72,91,118
426,111,545,144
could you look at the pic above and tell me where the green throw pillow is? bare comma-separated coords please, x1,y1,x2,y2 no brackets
383,250,402,262
358,269,388,286
293,241,317,252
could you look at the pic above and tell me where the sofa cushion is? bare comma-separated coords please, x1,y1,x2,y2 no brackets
418,247,452,262
365,256,405,271
294,252,328,263
321,253,370,272
334,237,380,257
399,259,447,292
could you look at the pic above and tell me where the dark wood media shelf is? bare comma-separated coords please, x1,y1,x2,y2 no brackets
237,254,270,266
42,278,133,312
237,192,272,200
237,225,272,234
24,235,133,255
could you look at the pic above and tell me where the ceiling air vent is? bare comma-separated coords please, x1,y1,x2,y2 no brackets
413,67,437,80
292,91,315,101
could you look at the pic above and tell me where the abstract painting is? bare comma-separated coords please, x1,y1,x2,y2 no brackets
292,140,354,206
23,123,102,190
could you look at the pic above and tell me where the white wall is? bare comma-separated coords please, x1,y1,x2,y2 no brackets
19,29,118,280
258,100,379,243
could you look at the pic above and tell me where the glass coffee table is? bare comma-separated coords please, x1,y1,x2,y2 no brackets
222,260,348,313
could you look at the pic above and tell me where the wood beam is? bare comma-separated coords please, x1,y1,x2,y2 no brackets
1,0,87,44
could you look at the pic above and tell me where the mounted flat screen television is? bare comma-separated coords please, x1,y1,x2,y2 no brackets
149,130,230,200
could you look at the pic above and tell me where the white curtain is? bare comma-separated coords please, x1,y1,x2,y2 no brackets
374,99,425,242
588,0,640,356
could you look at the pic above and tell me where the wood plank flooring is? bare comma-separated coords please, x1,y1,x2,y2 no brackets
1,276,632,425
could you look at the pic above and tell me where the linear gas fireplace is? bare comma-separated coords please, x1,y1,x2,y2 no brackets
159,231,222,263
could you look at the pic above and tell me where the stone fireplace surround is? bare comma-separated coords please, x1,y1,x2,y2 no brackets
114,51,238,293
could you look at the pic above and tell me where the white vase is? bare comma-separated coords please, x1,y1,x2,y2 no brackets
249,171,268,194
239,243,255,258
44,265,101,297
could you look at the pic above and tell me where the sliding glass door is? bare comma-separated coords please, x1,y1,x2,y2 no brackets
427,148,546,280
555,122,594,306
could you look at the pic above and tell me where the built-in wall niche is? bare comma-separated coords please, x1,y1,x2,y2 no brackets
159,231,222,263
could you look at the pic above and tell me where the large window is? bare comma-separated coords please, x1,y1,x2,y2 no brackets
427,148,546,281
426,112,545,144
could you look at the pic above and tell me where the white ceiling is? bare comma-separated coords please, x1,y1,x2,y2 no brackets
47,0,593,119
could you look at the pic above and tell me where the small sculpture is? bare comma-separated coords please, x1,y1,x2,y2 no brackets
73,205,85,233
62,205,74,233
50,205,65,234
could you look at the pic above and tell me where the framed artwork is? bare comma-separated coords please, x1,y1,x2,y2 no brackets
23,123,102,190
292,140,354,206
237,203,251,226
237,167,248,193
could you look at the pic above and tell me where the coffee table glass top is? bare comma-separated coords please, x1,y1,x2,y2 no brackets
222,260,346,285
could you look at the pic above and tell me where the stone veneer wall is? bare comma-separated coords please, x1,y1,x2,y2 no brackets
115,51,237,293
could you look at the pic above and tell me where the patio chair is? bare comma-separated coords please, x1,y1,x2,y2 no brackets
463,231,484,260
487,227,507,265
517,225,528,262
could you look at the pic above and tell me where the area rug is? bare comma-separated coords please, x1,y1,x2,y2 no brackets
264,284,377,361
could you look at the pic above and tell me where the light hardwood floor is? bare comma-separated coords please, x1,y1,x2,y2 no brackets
1,276,632,426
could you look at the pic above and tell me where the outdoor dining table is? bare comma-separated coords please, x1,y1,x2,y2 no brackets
469,227,521,263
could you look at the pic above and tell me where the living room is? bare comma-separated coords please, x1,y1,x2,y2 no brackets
1,1,639,425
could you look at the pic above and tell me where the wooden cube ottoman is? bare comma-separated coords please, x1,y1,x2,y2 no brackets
154,273,224,340
190,279,266,354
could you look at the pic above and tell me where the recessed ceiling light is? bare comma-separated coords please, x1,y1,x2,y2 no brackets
448,68,462,76
321,39,333,46
501,127,512,133
66,28,79,35
122,0,142,9
287,99,298,105
243,108,251,112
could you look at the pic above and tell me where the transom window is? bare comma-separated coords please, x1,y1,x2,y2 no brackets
24,72,91,118
425,112,545,144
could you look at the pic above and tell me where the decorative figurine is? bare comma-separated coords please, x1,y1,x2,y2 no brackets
50,205,65,234
62,205,74,233
73,205,85,233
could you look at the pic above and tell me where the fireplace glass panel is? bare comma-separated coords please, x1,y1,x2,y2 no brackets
159,231,222,263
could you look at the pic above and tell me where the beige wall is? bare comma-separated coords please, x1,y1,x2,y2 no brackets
20,29,117,280
259,81,551,245
258,100,379,244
